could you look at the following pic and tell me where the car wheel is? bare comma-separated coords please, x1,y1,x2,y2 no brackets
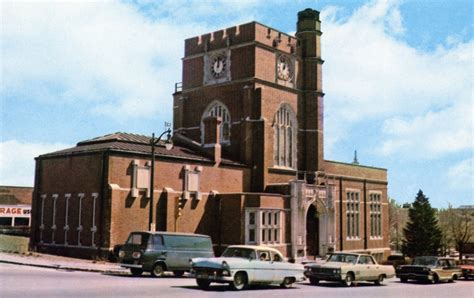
151,263,165,277
130,268,143,277
374,274,385,285
230,272,248,291
173,271,185,277
309,277,320,285
196,279,211,290
344,273,354,287
280,277,294,288
431,274,439,284
400,277,408,283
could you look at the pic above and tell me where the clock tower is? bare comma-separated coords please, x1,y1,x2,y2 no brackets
173,9,324,191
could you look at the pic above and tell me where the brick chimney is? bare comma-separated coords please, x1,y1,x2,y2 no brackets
202,116,221,164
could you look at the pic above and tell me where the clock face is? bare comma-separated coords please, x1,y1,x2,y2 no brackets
211,55,226,78
277,55,293,81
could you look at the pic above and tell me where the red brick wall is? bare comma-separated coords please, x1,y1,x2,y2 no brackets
0,186,33,205
107,155,249,247
32,154,104,252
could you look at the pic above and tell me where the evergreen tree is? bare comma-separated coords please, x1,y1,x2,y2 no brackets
402,190,442,257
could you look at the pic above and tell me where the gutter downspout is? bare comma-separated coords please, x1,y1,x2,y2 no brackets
98,152,108,259
339,177,343,251
364,179,368,250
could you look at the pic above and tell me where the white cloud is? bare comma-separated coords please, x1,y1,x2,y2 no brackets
321,1,473,158
0,140,71,186
447,158,474,190
1,1,262,121
380,100,473,158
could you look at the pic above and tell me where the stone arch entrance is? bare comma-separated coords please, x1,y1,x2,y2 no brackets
290,180,336,261
306,204,319,257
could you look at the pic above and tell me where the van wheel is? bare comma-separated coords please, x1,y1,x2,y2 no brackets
230,272,248,291
151,263,165,277
130,268,143,276
173,271,185,277
280,277,294,288
196,279,211,290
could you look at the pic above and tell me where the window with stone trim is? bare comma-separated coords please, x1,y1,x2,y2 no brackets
346,191,360,239
245,209,282,245
201,101,231,144
273,104,296,168
370,192,382,238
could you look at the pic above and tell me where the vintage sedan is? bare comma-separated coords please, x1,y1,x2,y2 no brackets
396,256,462,283
191,245,305,290
304,252,395,286
460,259,474,279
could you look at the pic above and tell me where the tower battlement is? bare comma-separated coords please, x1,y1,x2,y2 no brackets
185,22,297,56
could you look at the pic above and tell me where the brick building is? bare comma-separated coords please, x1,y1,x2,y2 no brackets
0,186,32,231
30,9,390,261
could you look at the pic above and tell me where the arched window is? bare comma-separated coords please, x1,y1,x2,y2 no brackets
273,104,296,168
201,101,231,144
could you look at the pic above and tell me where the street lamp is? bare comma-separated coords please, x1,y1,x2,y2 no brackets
149,127,173,232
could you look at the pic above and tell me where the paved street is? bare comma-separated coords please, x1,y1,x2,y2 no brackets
1,263,473,298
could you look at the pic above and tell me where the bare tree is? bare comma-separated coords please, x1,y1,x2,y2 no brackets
440,205,473,259
389,198,403,252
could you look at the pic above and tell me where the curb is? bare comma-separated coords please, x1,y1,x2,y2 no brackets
0,259,128,275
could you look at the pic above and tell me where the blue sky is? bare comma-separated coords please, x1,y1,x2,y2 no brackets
1,0,472,208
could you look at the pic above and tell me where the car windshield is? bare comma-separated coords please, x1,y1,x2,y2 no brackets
221,247,256,259
327,254,358,264
412,257,437,266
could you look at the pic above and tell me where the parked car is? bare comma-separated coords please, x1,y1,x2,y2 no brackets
459,259,474,279
396,256,462,283
118,231,214,277
191,245,305,290
304,252,395,286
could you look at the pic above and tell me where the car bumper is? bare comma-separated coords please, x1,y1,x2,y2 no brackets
397,273,433,281
195,273,233,283
304,271,342,281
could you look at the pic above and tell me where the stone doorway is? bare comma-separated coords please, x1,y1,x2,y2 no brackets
306,204,319,258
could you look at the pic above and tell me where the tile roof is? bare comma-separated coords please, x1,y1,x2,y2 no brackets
39,132,245,167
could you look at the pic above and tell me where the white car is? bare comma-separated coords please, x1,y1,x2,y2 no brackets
304,252,395,286
191,245,305,290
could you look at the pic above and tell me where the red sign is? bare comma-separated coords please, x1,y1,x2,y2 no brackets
0,205,31,217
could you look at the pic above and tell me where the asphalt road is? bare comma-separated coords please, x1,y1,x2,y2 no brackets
1,263,473,298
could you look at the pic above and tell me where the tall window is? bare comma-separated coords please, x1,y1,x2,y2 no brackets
346,191,360,239
370,193,382,238
202,101,231,144
245,209,282,245
273,104,296,168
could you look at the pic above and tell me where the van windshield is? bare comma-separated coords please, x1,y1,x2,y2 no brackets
126,233,150,248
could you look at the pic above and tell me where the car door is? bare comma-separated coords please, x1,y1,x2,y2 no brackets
445,259,458,279
365,256,378,280
355,256,370,280
253,250,274,283
437,259,448,280
269,251,287,283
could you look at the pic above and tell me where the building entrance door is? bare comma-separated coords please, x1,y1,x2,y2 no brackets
306,204,319,258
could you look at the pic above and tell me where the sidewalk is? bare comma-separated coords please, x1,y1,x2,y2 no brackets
0,251,128,275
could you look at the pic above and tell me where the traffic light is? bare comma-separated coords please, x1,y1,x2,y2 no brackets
177,199,183,218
